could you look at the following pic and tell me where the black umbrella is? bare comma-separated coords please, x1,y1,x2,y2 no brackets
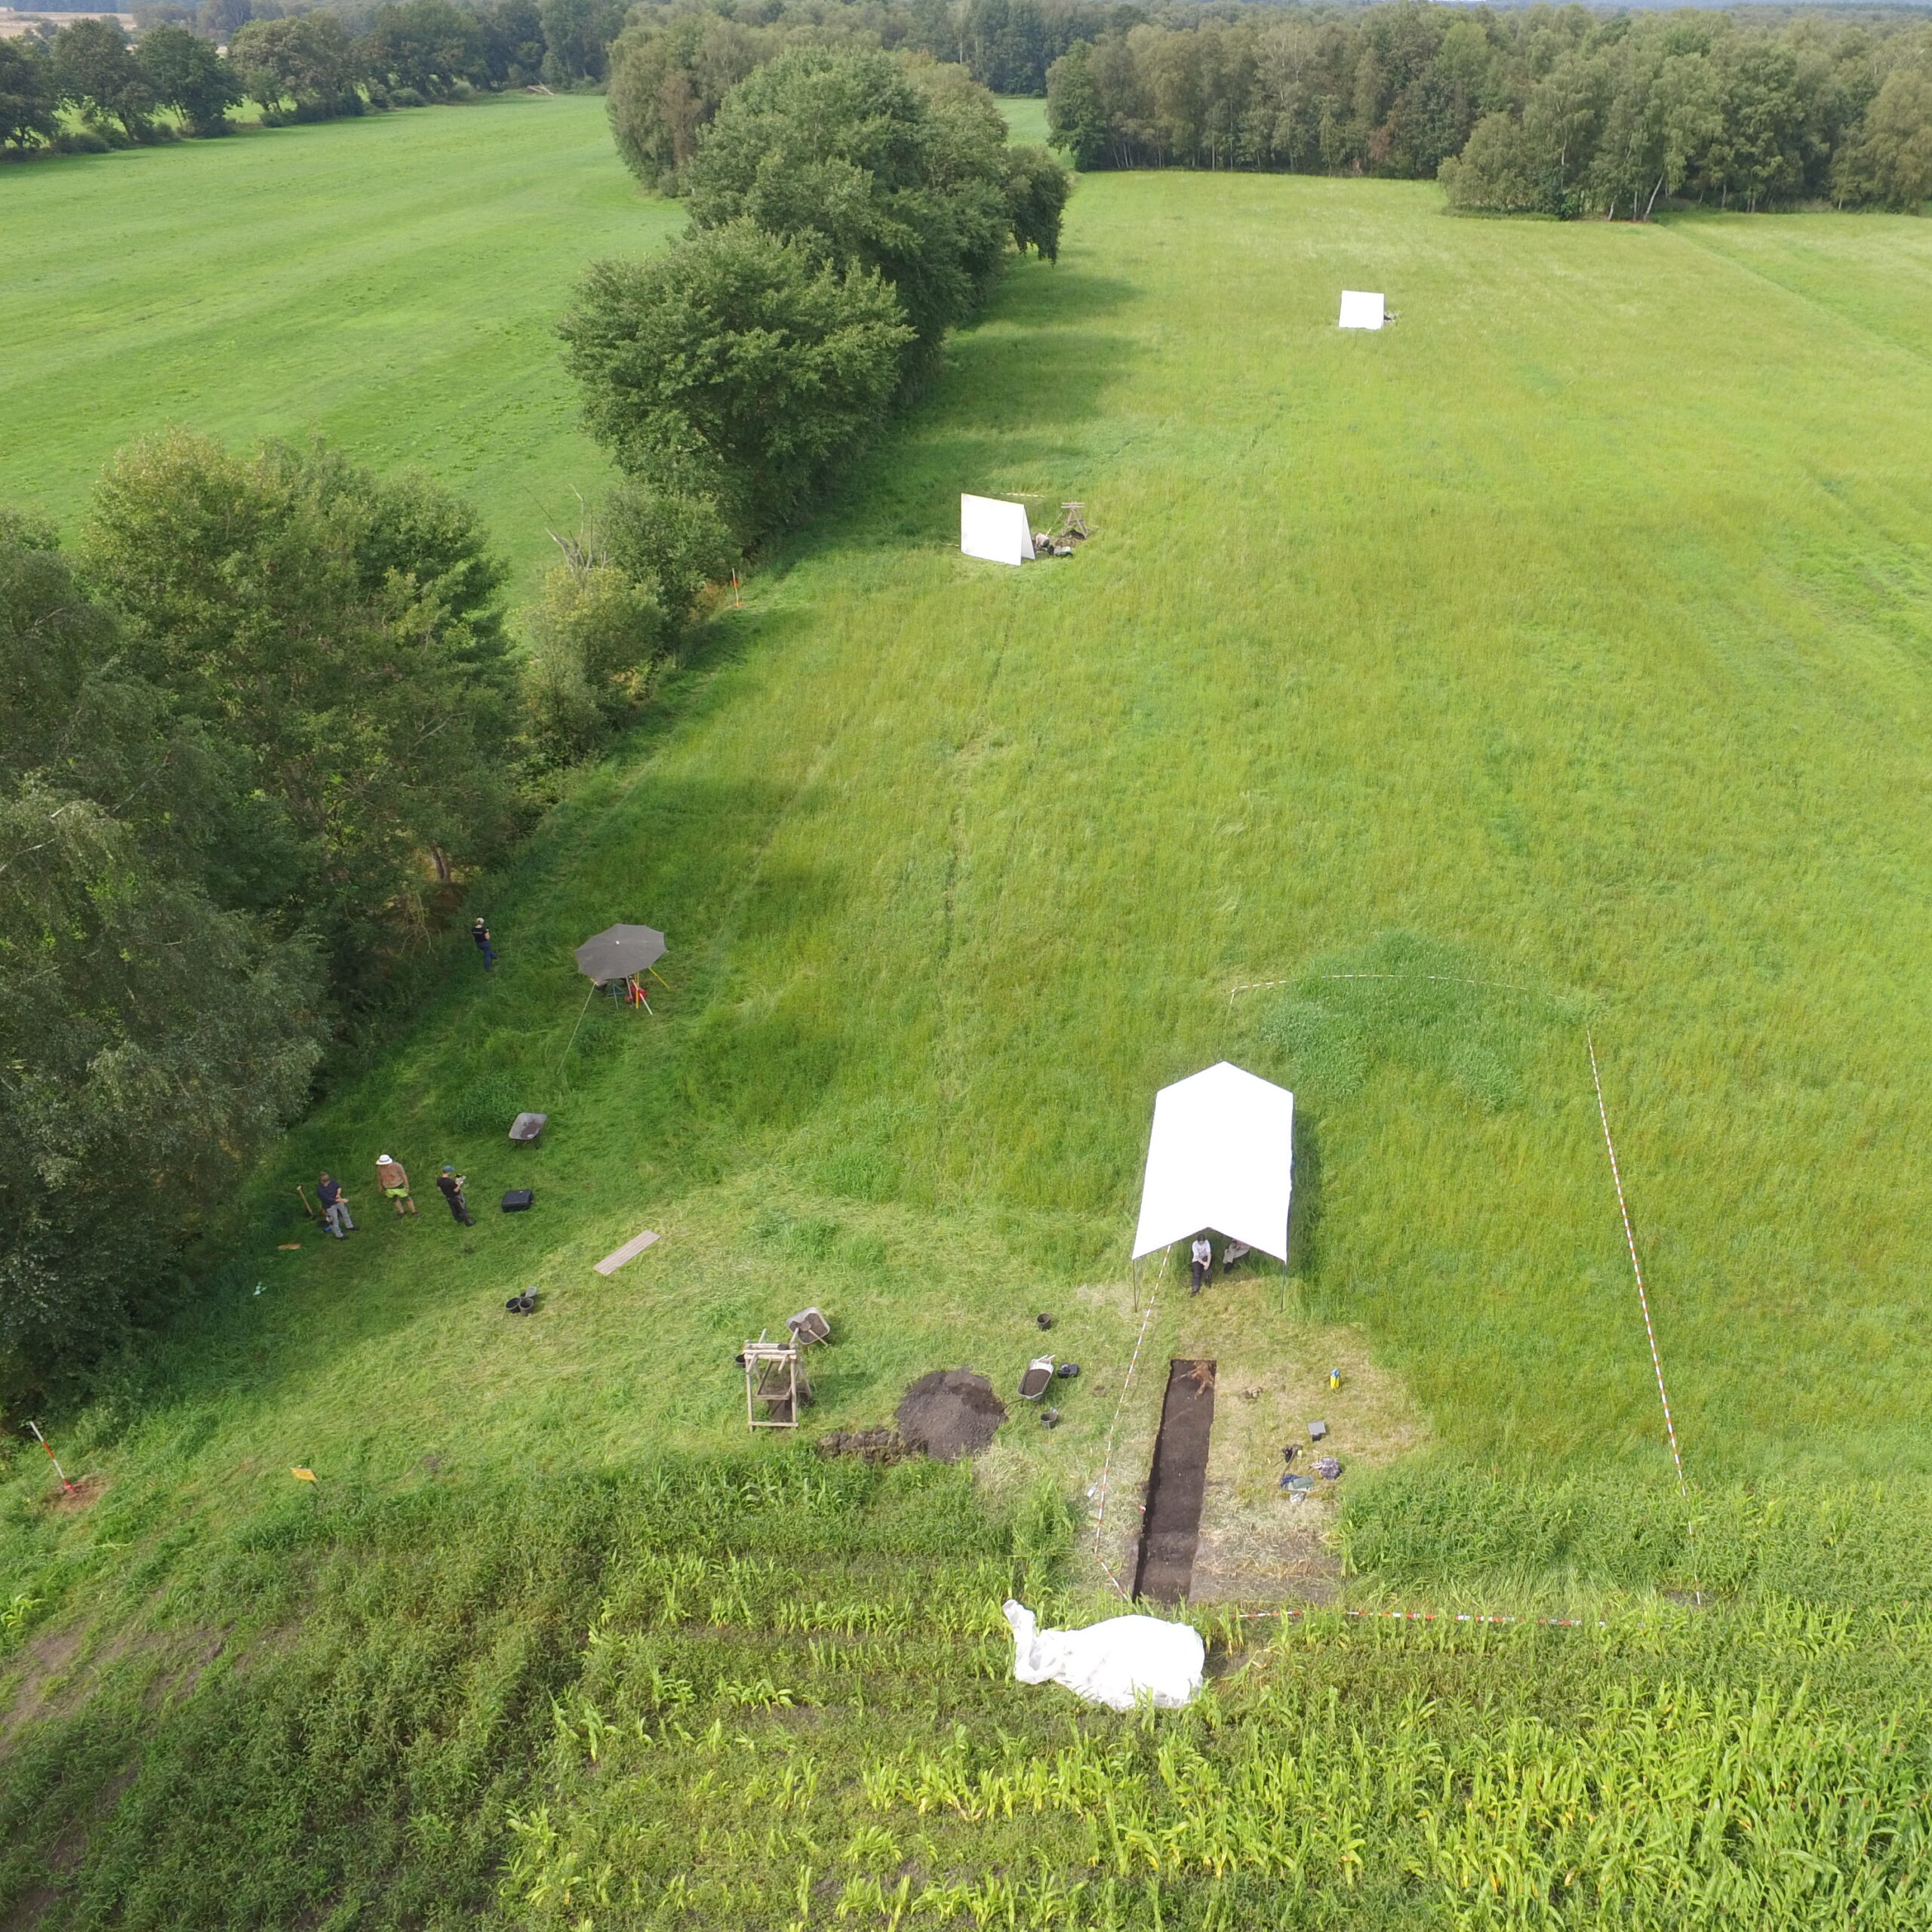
574,924,666,986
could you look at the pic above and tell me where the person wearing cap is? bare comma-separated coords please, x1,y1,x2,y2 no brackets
376,1154,417,1217
472,918,496,971
436,1165,474,1226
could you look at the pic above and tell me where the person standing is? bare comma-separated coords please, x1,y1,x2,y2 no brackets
437,1165,474,1226
317,1171,355,1239
1190,1234,1212,1294
375,1154,417,1217
472,918,496,971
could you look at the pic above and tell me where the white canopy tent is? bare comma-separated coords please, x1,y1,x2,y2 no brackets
1338,290,1386,331
1131,1062,1294,1265
961,494,1033,566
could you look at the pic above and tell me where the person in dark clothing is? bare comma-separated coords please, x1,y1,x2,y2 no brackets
317,1171,355,1239
437,1165,474,1226
472,919,496,971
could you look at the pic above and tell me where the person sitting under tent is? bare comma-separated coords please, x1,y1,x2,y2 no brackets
1190,1235,1212,1294
1222,1240,1250,1273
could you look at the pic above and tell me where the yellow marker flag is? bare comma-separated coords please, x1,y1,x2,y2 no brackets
291,1467,318,1483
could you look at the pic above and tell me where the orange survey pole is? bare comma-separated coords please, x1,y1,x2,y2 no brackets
26,1421,76,1496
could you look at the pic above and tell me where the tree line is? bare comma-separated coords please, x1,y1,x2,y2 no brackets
0,0,628,152
1042,2,1932,216
4,0,1129,160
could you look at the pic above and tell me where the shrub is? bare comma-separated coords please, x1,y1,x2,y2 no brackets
1440,111,1545,214
600,467,737,620
521,558,665,759
561,220,912,540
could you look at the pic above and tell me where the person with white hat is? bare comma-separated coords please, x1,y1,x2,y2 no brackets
375,1153,417,1217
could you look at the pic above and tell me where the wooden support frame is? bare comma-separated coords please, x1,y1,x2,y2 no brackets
743,1335,806,1430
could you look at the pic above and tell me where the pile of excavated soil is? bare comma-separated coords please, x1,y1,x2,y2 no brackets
895,1370,1007,1462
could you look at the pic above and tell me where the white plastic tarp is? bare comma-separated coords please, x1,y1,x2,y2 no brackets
1131,1061,1294,1263
961,494,1033,566
1004,1600,1204,1711
1338,290,1386,331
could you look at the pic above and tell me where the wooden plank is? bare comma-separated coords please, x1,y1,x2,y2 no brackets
592,1228,659,1276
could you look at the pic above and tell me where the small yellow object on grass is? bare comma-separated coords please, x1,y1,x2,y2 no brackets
278,1243,301,1251
291,1468,318,1483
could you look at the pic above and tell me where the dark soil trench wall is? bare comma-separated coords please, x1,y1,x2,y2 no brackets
1132,1359,1216,1604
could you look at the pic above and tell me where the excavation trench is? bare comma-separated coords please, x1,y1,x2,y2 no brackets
1132,1359,1216,1604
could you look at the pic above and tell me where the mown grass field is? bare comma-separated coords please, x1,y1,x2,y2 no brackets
0,94,678,596
7,106,1932,1927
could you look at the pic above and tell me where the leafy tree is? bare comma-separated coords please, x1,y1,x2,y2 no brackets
0,36,60,153
195,0,261,41
478,0,546,88
607,10,778,183
601,466,737,620
0,511,325,1395
0,511,234,878
1833,66,1932,211
521,557,665,760
83,432,518,986
1004,140,1071,260
538,0,626,86
1045,39,1109,168
1439,109,1541,214
137,21,244,134
364,0,484,101
0,784,323,1395
681,47,1011,361
229,14,360,119
561,220,912,539
51,17,157,140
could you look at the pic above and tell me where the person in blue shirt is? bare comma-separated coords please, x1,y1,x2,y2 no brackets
317,1171,355,1239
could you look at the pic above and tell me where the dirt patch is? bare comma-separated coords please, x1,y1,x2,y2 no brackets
2,1624,85,1742
814,1427,909,1466
44,1475,106,1514
1081,1275,1429,1607
1133,1361,1216,1604
896,1371,1007,1461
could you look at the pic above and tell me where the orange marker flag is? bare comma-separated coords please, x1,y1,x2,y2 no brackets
291,1467,318,1483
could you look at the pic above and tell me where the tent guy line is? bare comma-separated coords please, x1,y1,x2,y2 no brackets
1090,1260,1165,1601
1228,971,1544,1007
1589,1028,1689,1495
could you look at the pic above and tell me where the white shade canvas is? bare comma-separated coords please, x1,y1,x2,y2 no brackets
1131,1062,1295,1263
1338,290,1386,331
961,494,1033,565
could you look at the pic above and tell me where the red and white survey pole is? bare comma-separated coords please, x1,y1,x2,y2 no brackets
26,1421,76,1496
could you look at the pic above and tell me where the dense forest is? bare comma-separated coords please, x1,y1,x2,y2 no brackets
1043,5,1932,213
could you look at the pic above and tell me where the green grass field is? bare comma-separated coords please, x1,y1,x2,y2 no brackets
0,94,679,597
8,103,1932,1927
